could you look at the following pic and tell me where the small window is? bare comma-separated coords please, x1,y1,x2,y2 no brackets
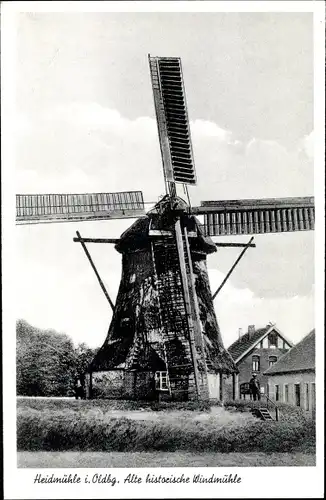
260,386,265,394
252,355,260,372
155,371,169,391
284,384,289,403
305,383,310,411
269,356,278,367
268,332,277,348
275,384,279,401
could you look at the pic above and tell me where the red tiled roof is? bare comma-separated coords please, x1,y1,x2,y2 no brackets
264,329,315,375
228,326,271,362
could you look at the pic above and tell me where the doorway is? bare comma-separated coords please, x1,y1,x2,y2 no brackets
295,383,301,407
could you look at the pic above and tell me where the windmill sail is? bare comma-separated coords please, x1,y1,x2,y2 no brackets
149,55,197,185
193,197,315,236
16,191,145,224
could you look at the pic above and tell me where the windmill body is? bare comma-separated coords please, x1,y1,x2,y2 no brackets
88,196,236,400
16,55,315,402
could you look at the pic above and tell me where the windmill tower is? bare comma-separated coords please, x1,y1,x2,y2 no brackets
16,55,315,402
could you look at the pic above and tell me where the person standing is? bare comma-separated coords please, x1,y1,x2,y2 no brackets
249,374,261,401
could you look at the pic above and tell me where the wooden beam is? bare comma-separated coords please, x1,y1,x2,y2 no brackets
213,242,256,248
75,231,115,311
212,237,254,301
73,237,119,244
175,219,201,400
183,226,209,396
192,196,314,214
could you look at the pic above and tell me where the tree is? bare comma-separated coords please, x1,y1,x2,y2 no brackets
16,319,89,396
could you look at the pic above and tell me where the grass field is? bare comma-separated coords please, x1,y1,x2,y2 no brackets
17,397,315,462
17,451,316,468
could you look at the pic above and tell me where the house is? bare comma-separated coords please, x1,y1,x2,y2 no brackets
224,324,293,400
264,329,315,417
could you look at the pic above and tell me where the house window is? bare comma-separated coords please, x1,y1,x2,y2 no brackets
252,355,260,372
155,371,169,391
269,356,278,367
295,383,301,407
267,384,270,397
275,384,280,401
284,384,289,403
260,386,265,394
305,383,310,411
268,332,277,349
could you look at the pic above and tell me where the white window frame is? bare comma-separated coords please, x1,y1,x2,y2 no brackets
269,355,278,367
155,371,169,392
252,355,260,372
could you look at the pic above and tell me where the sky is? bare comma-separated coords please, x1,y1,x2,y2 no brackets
14,11,315,348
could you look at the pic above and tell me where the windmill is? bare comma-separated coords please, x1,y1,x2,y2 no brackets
16,55,315,402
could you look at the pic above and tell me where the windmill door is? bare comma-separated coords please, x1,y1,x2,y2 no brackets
207,373,219,400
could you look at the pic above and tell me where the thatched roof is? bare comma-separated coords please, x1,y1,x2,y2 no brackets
115,195,217,255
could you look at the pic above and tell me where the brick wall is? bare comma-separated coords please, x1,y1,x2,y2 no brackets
237,347,289,395
266,370,315,416
90,370,125,398
223,346,289,400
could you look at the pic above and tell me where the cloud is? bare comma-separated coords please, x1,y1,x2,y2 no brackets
191,119,234,143
303,130,314,160
208,267,314,348
14,103,314,347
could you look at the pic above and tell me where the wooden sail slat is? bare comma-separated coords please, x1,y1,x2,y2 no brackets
16,191,145,224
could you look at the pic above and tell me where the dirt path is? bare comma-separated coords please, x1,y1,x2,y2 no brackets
18,451,315,468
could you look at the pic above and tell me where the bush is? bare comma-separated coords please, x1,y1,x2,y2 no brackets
17,406,315,453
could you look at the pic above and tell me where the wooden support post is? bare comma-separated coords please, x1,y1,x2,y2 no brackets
232,373,239,400
219,372,224,401
212,241,256,248
175,219,200,400
212,237,254,300
183,226,209,395
75,231,115,311
87,372,93,400
73,237,119,244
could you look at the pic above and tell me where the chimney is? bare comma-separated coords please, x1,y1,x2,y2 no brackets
238,328,243,340
248,325,255,339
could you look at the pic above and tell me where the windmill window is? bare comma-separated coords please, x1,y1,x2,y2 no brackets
252,355,260,372
269,356,278,367
155,371,169,391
